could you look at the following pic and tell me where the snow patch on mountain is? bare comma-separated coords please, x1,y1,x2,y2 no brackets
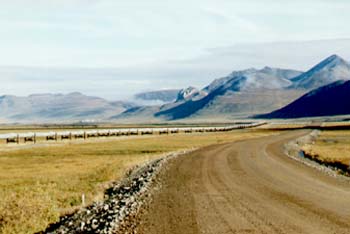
176,86,207,102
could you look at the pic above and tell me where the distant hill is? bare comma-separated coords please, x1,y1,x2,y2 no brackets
134,89,180,104
255,80,350,119
0,92,134,123
290,54,350,89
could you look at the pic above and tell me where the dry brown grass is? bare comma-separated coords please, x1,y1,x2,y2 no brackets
303,130,350,166
0,129,275,234
321,122,350,128
260,123,309,130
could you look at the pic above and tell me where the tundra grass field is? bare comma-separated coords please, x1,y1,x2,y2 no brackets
0,129,275,234
302,130,350,167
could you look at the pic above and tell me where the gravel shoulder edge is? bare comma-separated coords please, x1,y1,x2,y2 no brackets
39,148,197,234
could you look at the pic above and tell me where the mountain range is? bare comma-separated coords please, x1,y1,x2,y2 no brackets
153,66,304,120
119,54,349,121
1,54,350,123
0,92,134,123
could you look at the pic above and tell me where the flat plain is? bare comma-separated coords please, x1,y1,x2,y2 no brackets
303,130,350,166
0,129,274,234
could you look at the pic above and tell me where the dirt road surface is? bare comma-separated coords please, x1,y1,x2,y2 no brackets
136,130,350,234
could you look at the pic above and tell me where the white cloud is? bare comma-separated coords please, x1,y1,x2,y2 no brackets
1,38,350,100
1,0,349,67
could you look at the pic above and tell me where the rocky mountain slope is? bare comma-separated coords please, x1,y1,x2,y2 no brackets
175,86,207,102
255,80,350,118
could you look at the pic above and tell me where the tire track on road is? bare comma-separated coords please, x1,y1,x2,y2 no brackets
136,130,350,234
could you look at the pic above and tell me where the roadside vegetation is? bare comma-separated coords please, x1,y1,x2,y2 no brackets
0,129,274,234
302,130,350,167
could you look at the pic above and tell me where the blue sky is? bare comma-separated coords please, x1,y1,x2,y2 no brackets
1,0,350,99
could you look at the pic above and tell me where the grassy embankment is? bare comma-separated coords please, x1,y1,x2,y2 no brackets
0,129,275,234
302,130,350,171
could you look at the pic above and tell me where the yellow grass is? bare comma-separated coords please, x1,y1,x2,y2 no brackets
0,123,236,133
260,123,309,129
303,130,350,166
0,129,275,234
321,122,350,128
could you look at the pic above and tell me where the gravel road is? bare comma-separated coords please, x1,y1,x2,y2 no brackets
136,130,350,234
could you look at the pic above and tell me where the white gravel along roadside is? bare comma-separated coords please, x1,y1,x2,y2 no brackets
39,149,195,234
